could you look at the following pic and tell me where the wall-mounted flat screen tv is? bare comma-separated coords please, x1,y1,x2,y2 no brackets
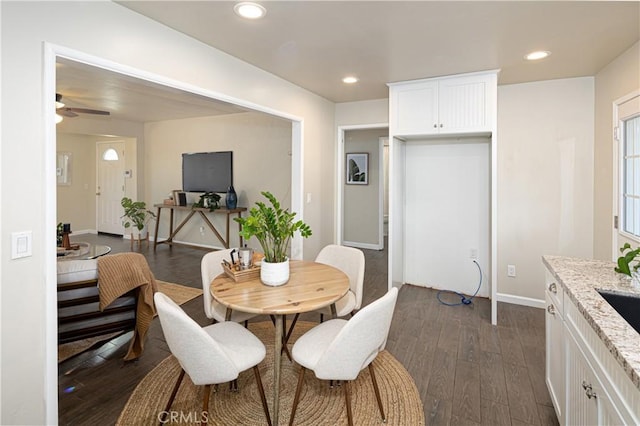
182,151,233,193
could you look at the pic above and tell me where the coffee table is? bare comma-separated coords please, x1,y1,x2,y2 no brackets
57,243,111,260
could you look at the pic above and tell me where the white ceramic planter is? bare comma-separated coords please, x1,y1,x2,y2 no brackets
632,271,640,289
260,258,290,286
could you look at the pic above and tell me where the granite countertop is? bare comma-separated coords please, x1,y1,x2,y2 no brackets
542,255,640,390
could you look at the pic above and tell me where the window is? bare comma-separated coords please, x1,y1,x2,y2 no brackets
622,115,640,238
102,148,119,161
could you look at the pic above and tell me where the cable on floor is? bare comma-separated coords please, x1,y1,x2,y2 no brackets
436,260,482,306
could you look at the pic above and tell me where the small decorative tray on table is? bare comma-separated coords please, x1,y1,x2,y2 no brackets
222,263,261,282
222,252,264,282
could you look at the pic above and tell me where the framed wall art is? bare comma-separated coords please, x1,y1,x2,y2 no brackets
346,152,368,185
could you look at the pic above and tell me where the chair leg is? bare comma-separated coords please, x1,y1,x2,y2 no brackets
160,368,185,425
244,320,249,328
343,380,353,426
202,384,212,416
320,313,324,323
369,362,386,422
288,366,306,426
253,366,272,426
281,313,299,361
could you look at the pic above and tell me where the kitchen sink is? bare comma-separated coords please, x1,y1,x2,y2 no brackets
597,290,640,334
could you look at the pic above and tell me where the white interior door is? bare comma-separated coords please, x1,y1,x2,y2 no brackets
96,141,125,235
613,92,640,257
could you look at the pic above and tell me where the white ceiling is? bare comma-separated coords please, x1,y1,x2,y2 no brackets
58,1,639,123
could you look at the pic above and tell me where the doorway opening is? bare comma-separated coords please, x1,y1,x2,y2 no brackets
337,125,388,250
47,45,304,422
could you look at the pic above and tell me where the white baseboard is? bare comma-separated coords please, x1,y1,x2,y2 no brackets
342,240,383,250
496,292,545,309
72,229,97,235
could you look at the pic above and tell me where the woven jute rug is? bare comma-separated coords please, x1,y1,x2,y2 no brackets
58,281,202,363
117,321,425,425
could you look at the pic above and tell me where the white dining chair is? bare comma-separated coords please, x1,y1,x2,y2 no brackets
154,292,271,425
313,244,365,320
201,249,258,324
288,287,399,426
282,244,365,356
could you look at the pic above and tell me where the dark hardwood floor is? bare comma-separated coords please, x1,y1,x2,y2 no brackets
59,233,558,425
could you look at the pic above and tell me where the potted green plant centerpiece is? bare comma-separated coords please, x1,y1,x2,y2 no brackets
235,191,312,286
120,197,156,240
615,243,640,287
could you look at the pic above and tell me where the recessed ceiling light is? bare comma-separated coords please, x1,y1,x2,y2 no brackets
342,76,359,84
525,50,551,61
234,2,266,19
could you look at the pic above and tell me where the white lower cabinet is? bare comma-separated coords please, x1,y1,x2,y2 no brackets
545,278,565,424
544,268,639,425
565,330,624,425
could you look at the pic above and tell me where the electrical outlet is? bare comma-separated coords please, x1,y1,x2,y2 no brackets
199,226,205,235
507,264,516,277
470,248,478,259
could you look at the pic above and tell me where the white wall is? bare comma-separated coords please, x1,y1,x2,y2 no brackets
497,77,595,301
1,2,335,423
594,41,640,260
403,138,490,297
146,112,292,249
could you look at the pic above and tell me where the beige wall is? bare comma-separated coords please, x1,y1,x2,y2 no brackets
146,112,292,249
56,134,97,232
343,129,386,246
335,99,389,126
594,41,640,260
497,77,595,301
56,134,138,234
1,2,335,423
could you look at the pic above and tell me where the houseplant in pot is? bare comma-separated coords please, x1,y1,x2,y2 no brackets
120,197,156,241
615,243,640,287
235,191,312,286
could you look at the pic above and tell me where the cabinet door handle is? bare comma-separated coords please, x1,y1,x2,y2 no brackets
439,123,443,128
548,282,557,293
433,124,437,128
547,304,555,315
582,381,597,399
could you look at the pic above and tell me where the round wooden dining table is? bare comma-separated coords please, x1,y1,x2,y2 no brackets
210,259,349,426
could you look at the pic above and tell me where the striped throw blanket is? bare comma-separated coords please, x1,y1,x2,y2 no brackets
97,252,158,361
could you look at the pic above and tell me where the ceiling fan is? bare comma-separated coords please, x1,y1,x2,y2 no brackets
56,93,110,118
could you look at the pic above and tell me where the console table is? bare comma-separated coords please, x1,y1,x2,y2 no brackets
153,204,247,251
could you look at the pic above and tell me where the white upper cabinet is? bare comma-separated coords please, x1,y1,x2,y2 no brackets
389,71,497,137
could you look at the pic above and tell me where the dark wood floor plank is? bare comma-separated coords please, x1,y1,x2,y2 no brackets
498,326,527,366
480,398,511,426
426,348,457,400
479,321,502,354
504,362,541,425
423,394,452,426
537,403,560,426
452,359,481,423
437,319,461,354
523,344,553,406
479,351,509,405
458,325,480,362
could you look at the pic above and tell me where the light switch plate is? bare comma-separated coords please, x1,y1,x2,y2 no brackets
11,231,32,259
